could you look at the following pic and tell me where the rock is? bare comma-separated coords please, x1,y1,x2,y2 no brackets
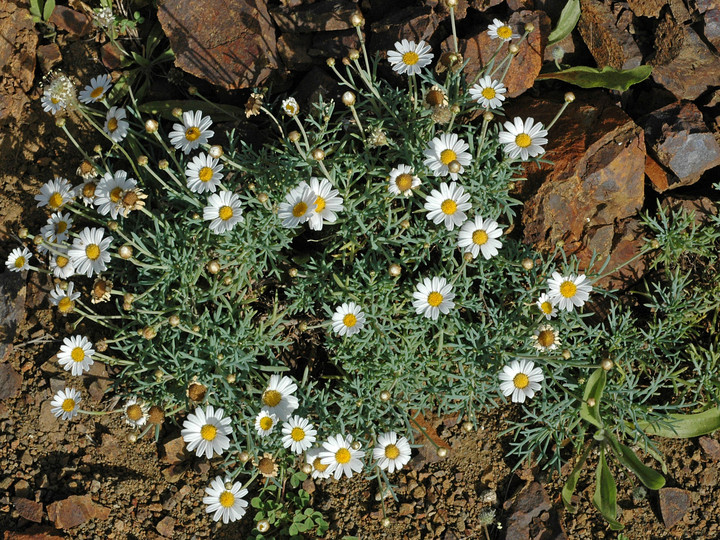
0,2,37,92
36,43,62,74
14,497,43,523
702,9,720,49
277,33,314,71
157,0,279,90
269,0,358,33
46,495,111,529
161,463,186,483
641,102,720,191
699,436,720,461
85,361,111,402
517,92,647,289
471,0,504,10
578,0,642,70
156,515,175,537
100,433,123,461
626,0,666,17
368,6,439,59
650,15,720,100
697,0,720,13
659,487,692,528
48,5,93,36
3,526,64,539
661,196,718,226
302,477,315,495
398,502,415,516
504,482,561,540
13,480,31,498
0,363,22,401
161,436,189,464
310,29,361,60
100,42,123,70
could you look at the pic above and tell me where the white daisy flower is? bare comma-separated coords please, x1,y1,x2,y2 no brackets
531,324,561,351
547,272,592,312
319,434,365,480
123,397,149,428
412,276,455,320
536,293,557,320
302,177,343,231
50,388,81,420
469,77,507,109
186,153,224,194
388,164,421,197
282,416,317,454
79,74,112,103
169,110,214,154
181,405,233,459
78,178,99,206
104,106,129,143
278,184,317,228
261,375,299,421
203,476,249,524
424,181,471,231
281,97,299,117
95,170,137,219
373,432,412,474
203,191,244,234
423,133,472,180
254,409,278,437
498,117,549,161
488,18,520,41
457,216,503,259
35,176,74,211
49,282,80,315
50,249,76,279
306,447,332,479
41,89,65,115
387,39,434,76
40,212,73,248
331,302,366,337
68,227,112,278
5,247,32,272
499,359,544,403
57,335,95,376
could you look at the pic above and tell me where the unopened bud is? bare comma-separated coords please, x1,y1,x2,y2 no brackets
311,148,325,161
601,358,614,371
94,145,102,154
158,159,169,170
350,11,364,27
257,193,268,204
448,160,461,174
381,517,391,528
119,245,133,259
400,219,410,230
55,117,66,128
168,314,180,327
145,119,158,133
586,397,596,407
298,322,308,332
143,326,157,340
171,107,183,118
192,212,200,220
564,92,576,103
509,44,520,54
388,264,401,277
437,447,449,458
562,349,571,360
33,234,43,245
342,91,356,106
207,260,221,274
209,145,223,158
348,49,360,61
126,433,138,443
239,451,251,463
226,373,236,383
289,131,301,143
18,227,28,239
446,0,458,6
525,22,535,32
521,258,534,270
124,292,134,304
342,57,351,66
462,421,474,432
450,104,461,115
137,155,148,166
188,86,197,96
351,441,361,450
463,251,474,262
483,110,494,122
326,57,336,67
380,390,391,402
257,520,271,533
192,324,200,332
301,463,313,475
289,268,298,278
223,276,232,286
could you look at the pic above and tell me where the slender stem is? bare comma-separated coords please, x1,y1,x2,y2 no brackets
260,106,284,138
450,7,459,54
292,116,311,151
545,102,570,131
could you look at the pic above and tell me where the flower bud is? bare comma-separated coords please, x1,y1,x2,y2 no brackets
348,49,360,61
463,252,474,262
192,212,200,220
509,44,520,55
448,160,461,174
126,433,138,443
650,239,660,249
380,390,391,402
381,517,391,528
188,86,197,96
171,107,183,118
288,131,301,143
207,260,221,274
326,57,336,67
525,22,535,32
137,155,148,166
158,159,169,170
192,324,200,332
153,369,164,381
351,441,361,450
483,110,494,122
33,234,43,245
311,148,325,161
298,321,308,332
437,447,449,458
55,117,66,128
239,451,251,463
400,219,410,230
450,104,461,115
107,220,118,231
18,227,28,239
462,421,474,432
223,276,232,286
94,145,102,154
342,57,351,66
209,145,223,158
562,349,571,360
124,292,135,304
257,520,271,533
301,463,313,475
168,314,180,327
388,264,401,277
226,373,236,383
289,268,298,278
257,193,269,204
145,119,158,133
586,397,596,407
521,258,534,270
119,245,133,259
342,91,356,106
143,326,157,340
601,357,614,371
564,92,576,103
446,0,458,6
350,11,364,27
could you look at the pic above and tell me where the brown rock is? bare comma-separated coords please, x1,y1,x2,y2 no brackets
699,436,720,461
162,436,189,464
100,433,123,460
46,495,110,529
369,6,439,58
161,463,186,483
0,363,22,401
398,502,415,516
100,42,123,70
0,2,38,92
14,497,43,523
645,154,672,192
3,526,64,539
470,0,504,11
659,487,692,528
702,9,720,49
277,33,313,71
641,101,720,191
302,477,315,495
270,0,358,33
156,516,175,537
157,0,279,90
48,5,93,36
310,29,361,59
661,196,719,226
626,0,666,17
697,0,720,13
505,482,557,540
85,361,111,402
36,43,62,74
578,0,642,70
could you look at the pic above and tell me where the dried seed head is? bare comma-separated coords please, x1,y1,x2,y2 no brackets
207,260,221,274
562,349,571,360
448,160,461,174
143,326,157,340
187,381,207,402
257,193,268,204
450,104,461,115
209,145,224,158
400,219,410,230
126,433,138,443
55,117,66,128
148,405,165,425
95,339,108,352
145,119,158,133
119,244,133,259
124,292,135,304
33,234,43,245
348,48,360,61
342,91,356,106
381,517,391,528
521,258,534,270
298,321,308,332
158,159,169,170
388,264,401,277
463,252,474,262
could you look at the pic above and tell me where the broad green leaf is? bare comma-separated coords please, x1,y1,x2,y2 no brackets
43,0,56,21
639,407,720,438
29,0,43,20
580,368,606,428
138,100,246,123
606,433,665,490
562,441,593,512
592,449,624,530
537,65,653,91
289,523,298,536
548,0,580,46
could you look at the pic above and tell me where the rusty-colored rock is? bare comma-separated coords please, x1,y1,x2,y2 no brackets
626,0,666,17
659,487,692,528
156,515,175,537
641,101,720,191
661,196,719,226
505,482,564,540
703,9,720,49
270,0,358,33
369,6,439,59
578,0,642,70
14,497,43,523
46,495,111,530
36,43,62,74
310,30,361,60
100,42,123,70
48,5,93,36
162,436,189,464
86,361,111,401
0,363,22,401
157,0,279,90
0,0,37,123
645,154,672,192
699,436,720,461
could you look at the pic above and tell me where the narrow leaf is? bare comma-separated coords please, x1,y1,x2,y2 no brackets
562,440,593,512
537,65,653,91
580,368,606,428
592,449,624,530
43,0,56,21
606,433,665,490
548,0,580,46
639,407,720,438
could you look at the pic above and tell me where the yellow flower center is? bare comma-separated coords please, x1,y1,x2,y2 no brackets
314,196,326,213
335,448,351,464
71,347,85,363
185,127,201,141
292,201,308,218
56,221,68,234
200,424,217,441
263,389,282,408
14,256,25,269
90,86,105,99
51,97,60,104
515,133,532,148
83,183,97,198
107,117,118,132
49,192,63,209
402,51,419,65
427,291,443,307
384,444,400,459
85,244,101,261
472,230,488,246
219,491,235,508
58,297,73,313
259,416,274,431
560,281,577,298
540,301,553,314
513,373,529,389
56,255,69,268
218,205,233,221
481,87,496,99
198,167,214,182
343,313,357,327
537,329,556,348
110,187,123,203
441,199,457,215
313,457,329,472
291,427,306,441
497,26,513,39
258,456,277,476
62,398,75,412
126,404,143,421
440,149,457,165
395,173,413,192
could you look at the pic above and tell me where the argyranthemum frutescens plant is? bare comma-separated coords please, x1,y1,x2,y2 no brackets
12,6,720,534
